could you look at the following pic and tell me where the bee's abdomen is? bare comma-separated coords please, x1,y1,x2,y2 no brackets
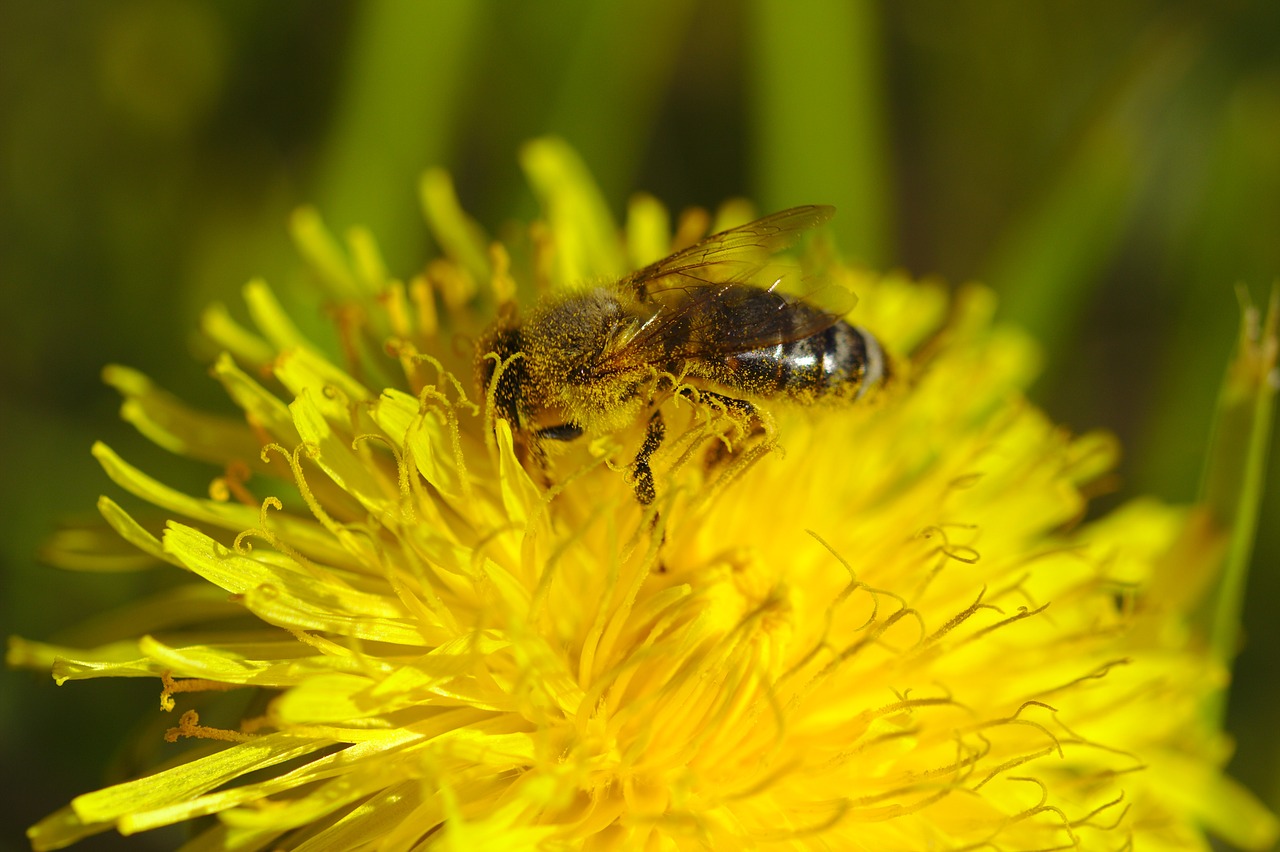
724,321,886,400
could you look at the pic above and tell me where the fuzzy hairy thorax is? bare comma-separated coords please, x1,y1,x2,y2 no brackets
511,286,660,435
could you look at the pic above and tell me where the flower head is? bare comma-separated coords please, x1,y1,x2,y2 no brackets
10,139,1276,850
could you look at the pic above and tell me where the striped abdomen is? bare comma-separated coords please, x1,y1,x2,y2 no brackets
720,317,886,400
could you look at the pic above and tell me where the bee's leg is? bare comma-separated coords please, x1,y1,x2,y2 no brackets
675,388,766,470
536,423,584,442
679,388,756,420
676,387,759,439
633,409,666,506
526,423,584,487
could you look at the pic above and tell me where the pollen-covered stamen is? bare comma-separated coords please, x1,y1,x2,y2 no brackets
916,524,983,564
227,446,368,589
481,350,525,452
329,300,371,384
413,384,475,504
232,495,283,555
352,432,414,520
270,435,393,564
793,605,927,703
1038,658,1133,699
961,602,1052,647
803,530,895,625
386,340,477,408
261,443,330,522
995,776,1081,846
920,586,1005,647
164,709,254,744
159,670,246,713
653,386,748,482
231,496,342,585
408,274,439,338
967,709,1066,769
1070,793,1131,831
209,459,257,506
684,434,777,516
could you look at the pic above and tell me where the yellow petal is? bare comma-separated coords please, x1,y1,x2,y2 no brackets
420,168,491,285
104,364,262,465
200,301,275,368
289,207,360,299
520,136,625,285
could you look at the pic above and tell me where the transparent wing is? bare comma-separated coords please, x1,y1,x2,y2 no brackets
619,205,837,300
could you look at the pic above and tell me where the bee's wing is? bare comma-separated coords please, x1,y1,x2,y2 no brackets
600,206,854,368
619,205,837,299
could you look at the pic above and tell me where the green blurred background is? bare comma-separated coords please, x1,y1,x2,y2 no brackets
2,1,1278,848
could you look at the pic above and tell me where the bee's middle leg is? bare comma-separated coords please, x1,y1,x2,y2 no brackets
678,388,757,422
675,387,763,464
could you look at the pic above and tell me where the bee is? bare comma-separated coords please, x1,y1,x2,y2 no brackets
476,205,887,505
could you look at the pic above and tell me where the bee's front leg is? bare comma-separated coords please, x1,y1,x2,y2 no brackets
632,409,666,505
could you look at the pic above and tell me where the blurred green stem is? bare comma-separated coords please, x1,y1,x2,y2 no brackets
543,0,698,207
312,0,483,278
1200,288,1278,726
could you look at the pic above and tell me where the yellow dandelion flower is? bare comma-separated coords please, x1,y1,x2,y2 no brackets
9,138,1278,851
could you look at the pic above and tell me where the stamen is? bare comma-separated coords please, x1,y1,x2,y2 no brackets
488,242,517,307
923,587,1003,646
917,525,982,564
972,749,1061,793
352,432,414,521
408,273,438,338
415,384,474,504
159,671,246,712
164,709,254,744
481,350,525,454
235,445,359,586
1069,793,1129,830
209,460,256,506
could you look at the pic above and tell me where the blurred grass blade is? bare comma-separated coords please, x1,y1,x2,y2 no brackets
543,0,698,205
1200,287,1278,724
312,0,483,277
746,0,890,266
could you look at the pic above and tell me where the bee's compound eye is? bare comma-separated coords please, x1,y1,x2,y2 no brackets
568,364,591,384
